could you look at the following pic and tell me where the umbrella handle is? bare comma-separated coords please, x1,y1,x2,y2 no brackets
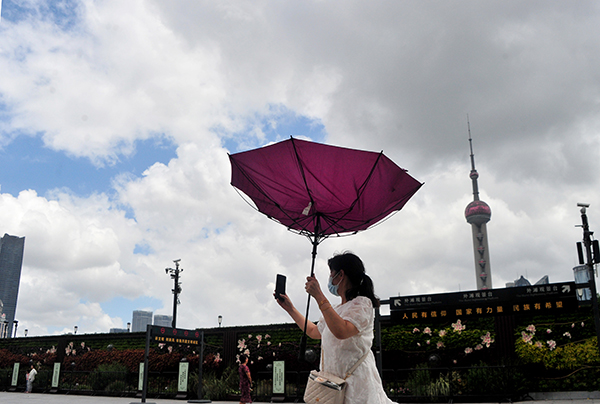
299,235,319,362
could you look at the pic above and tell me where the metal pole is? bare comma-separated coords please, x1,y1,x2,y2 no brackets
172,264,179,329
142,325,151,403
187,331,210,403
579,205,600,356
374,305,383,378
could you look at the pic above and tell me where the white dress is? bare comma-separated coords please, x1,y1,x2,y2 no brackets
317,296,396,404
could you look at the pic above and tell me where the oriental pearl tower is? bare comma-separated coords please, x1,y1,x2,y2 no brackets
465,121,492,290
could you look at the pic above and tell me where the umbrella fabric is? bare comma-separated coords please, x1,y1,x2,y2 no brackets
229,137,422,239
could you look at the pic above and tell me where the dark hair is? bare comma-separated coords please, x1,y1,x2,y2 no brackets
327,251,380,308
239,354,247,364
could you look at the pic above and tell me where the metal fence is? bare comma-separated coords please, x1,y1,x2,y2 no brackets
0,368,184,398
2,364,599,402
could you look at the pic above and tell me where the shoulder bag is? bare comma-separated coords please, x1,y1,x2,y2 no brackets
304,349,369,404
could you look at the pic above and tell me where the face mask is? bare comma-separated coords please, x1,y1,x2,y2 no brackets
328,272,341,296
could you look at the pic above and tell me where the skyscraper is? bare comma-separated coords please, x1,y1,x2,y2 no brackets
464,123,492,290
154,314,173,327
132,310,153,332
0,233,26,337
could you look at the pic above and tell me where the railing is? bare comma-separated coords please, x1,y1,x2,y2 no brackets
0,368,185,398
3,364,600,401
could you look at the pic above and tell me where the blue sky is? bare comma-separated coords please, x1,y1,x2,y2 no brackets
0,135,177,197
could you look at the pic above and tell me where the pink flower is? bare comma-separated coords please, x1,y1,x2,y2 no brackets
237,339,247,350
571,323,575,328
436,341,445,349
267,341,271,346
546,329,552,334
452,320,465,334
248,334,253,338
257,356,263,361
474,344,483,350
423,327,432,335
413,328,420,333
426,340,430,345
547,340,557,350
464,347,473,354
535,341,543,349
265,334,271,338
244,349,250,355
439,330,447,337
563,332,572,339
526,324,536,333
521,332,533,344
256,335,263,343
481,332,494,347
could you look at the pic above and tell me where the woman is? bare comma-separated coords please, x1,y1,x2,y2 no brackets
276,251,395,404
238,354,252,404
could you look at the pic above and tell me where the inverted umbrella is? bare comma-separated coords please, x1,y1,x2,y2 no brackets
229,137,422,359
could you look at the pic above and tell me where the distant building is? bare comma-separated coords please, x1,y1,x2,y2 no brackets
506,275,550,288
0,233,25,338
154,314,172,327
132,310,153,332
514,275,531,287
109,328,129,333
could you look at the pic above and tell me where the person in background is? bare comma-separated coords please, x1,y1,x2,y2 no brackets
276,251,396,404
238,354,252,404
26,364,37,393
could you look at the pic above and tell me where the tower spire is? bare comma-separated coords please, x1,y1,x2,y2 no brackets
464,118,493,290
468,116,480,201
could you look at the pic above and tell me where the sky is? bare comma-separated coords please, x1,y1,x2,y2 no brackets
1,0,600,337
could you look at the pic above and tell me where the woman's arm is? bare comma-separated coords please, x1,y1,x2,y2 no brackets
305,277,359,340
276,294,322,340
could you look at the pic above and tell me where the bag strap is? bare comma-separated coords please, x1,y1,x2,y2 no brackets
320,347,370,380
343,351,369,380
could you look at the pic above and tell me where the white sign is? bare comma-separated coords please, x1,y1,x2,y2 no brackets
178,362,189,392
11,363,19,386
51,363,61,388
273,361,285,395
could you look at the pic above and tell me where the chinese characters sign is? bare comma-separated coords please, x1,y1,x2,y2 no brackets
150,325,202,345
390,282,577,323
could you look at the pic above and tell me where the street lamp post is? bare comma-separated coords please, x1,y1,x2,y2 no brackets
13,320,18,338
218,315,222,327
577,203,600,356
165,259,183,329
24,329,28,337
74,325,78,335
127,322,131,332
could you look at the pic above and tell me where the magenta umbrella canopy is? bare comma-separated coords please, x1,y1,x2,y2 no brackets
229,137,423,241
229,137,422,361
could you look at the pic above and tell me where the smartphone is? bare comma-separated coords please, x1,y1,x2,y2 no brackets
275,274,286,300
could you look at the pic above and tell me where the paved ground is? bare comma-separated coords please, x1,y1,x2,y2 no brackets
3,391,600,404
0,392,229,404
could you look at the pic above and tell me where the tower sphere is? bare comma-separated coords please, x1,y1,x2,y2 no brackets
465,200,491,225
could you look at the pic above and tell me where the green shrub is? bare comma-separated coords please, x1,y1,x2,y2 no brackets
190,366,238,400
106,379,129,392
88,362,128,391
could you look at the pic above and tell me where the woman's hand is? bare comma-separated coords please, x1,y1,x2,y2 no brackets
274,293,294,313
305,276,326,302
